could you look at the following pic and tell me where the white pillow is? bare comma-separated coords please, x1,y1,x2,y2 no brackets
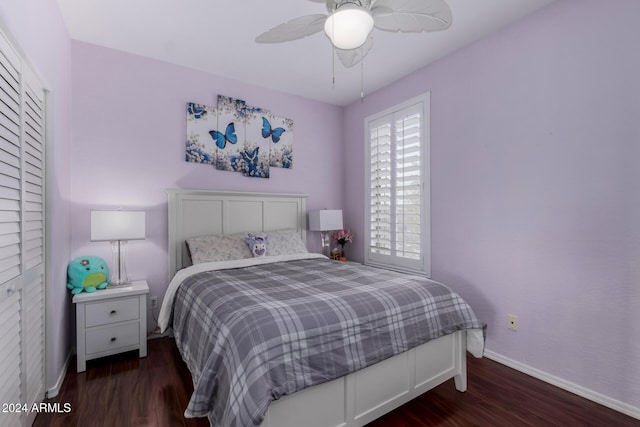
186,233,253,264
262,229,308,256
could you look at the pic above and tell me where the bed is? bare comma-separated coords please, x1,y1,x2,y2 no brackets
159,189,485,427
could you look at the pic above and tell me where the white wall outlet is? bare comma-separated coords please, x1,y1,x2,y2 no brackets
507,314,518,331
150,296,158,309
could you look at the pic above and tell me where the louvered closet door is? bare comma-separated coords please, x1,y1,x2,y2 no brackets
0,289,22,427
0,30,26,427
0,28,46,427
23,67,46,427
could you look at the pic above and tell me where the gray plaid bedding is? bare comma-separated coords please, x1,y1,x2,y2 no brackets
171,257,484,427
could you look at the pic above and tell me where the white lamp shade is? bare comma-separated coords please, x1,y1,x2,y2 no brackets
309,210,343,232
324,5,374,50
91,211,146,241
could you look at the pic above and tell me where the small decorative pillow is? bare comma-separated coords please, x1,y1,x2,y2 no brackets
245,234,268,257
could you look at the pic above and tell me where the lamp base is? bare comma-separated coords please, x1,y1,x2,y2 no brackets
107,282,133,289
110,240,131,285
320,231,332,257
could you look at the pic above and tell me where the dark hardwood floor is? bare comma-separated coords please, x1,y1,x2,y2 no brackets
35,337,639,427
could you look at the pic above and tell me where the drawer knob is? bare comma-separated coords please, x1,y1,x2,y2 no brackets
110,310,117,315
110,337,117,342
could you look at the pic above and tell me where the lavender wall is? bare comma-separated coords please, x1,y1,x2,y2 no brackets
344,0,639,411
3,0,637,415
0,0,73,393
69,41,345,330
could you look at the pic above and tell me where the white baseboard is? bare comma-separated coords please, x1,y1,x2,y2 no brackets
484,349,640,421
46,350,72,399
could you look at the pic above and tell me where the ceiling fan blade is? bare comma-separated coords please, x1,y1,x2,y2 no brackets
371,0,452,33
256,14,327,43
335,33,374,68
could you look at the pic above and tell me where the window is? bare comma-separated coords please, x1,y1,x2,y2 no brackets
365,93,430,275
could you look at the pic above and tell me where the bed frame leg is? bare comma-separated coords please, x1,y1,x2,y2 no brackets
454,371,467,392
454,331,468,392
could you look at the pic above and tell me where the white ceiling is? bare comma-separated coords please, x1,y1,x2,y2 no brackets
56,0,555,106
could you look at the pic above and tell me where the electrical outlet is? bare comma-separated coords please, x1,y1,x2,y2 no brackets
507,314,518,331
150,296,158,309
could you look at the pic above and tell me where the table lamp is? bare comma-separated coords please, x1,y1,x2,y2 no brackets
91,210,145,286
309,209,343,257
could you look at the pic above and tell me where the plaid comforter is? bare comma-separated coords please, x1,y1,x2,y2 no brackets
166,255,484,427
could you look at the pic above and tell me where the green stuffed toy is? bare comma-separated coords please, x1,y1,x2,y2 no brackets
67,256,109,294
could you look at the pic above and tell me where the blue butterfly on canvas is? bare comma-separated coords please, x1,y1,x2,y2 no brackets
241,147,262,177
209,122,237,149
241,146,259,164
261,117,286,143
187,103,207,119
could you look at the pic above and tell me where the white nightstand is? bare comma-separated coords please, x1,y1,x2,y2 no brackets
73,280,149,372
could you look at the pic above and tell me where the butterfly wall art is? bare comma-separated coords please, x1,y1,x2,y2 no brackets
186,95,294,178
209,122,237,149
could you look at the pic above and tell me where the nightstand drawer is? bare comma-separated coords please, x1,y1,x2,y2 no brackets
85,322,140,355
85,296,140,327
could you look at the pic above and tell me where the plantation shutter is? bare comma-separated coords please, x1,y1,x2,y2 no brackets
369,119,393,256
366,94,430,275
0,28,46,427
394,106,422,260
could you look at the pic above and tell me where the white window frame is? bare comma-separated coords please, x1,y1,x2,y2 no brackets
364,92,430,276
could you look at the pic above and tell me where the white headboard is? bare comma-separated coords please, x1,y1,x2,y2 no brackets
167,189,308,279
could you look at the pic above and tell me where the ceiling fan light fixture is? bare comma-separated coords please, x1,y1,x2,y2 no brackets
324,4,374,50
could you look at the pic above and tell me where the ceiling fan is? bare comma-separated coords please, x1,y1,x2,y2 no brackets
256,0,452,68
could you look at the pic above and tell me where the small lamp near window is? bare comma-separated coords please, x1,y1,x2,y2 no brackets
309,209,343,257
91,210,145,286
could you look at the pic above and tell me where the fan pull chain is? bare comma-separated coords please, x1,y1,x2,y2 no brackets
332,46,336,88
330,12,336,89
360,53,365,101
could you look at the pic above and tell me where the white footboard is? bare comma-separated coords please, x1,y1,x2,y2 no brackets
261,330,467,427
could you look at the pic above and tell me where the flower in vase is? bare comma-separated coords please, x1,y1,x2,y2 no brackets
331,229,353,258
